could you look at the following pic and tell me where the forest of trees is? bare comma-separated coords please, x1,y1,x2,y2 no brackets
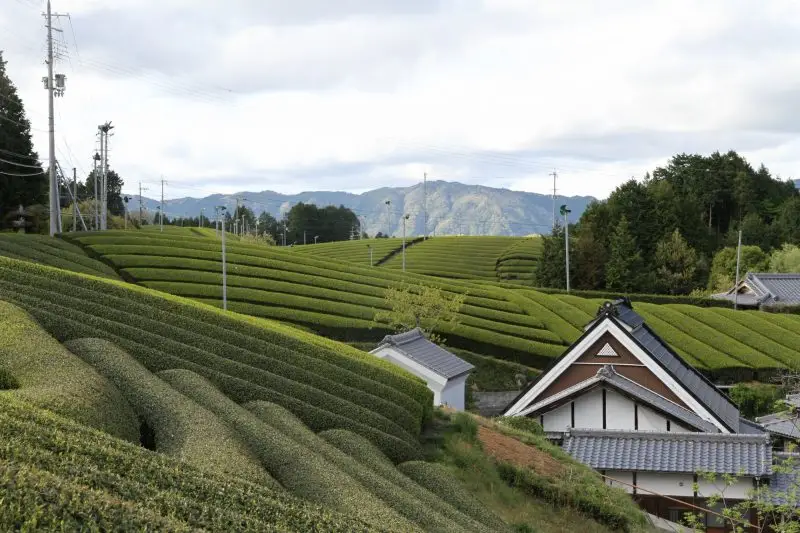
535,151,800,295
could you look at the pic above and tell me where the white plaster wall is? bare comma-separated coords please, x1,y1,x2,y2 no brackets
573,388,604,429
604,470,634,493
637,405,668,431
638,473,695,497
542,402,572,432
605,389,636,430
440,375,468,411
697,477,754,500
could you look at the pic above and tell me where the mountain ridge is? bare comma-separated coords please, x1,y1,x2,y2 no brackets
135,180,596,237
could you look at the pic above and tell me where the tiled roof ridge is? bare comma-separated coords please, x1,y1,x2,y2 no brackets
381,327,424,346
564,428,770,443
750,272,800,279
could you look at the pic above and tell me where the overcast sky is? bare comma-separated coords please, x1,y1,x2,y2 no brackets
2,0,799,200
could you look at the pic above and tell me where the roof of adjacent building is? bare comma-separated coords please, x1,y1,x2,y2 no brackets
756,412,800,440
563,428,772,476
373,327,474,379
520,365,719,433
712,273,800,306
766,454,800,505
608,300,741,432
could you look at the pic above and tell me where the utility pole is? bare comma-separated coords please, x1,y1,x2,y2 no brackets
734,229,742,311
385,200,391,237
218,206,227,311
97,122,114,229
92,153,100,229
123,196,129,230
138,182,148,224
282,221,287,246
303,230,306,245
72,168,77,231
550,170,558,232
402,213,410,272
423,172,428,240
44,1,68,236
199,208,205,228
160,177,166,232
560,204,571,292
367,244,373,267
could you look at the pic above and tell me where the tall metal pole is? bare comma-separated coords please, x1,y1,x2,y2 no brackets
199,208,204,228
550,170,558,232
564,210,570,293
139,182,144,224
92,155,98,230
734,229,742,311
423,172,428,240
72,168,77,231
219,209,227,311
46,1,59,236
160,177,165,231
369,245,373,267
402,213,409,272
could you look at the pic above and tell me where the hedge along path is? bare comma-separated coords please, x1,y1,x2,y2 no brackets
0,278,420,451
159,369,419,533
638,304,784,371
315,427,504,533
0,263,428,456
673,305,800,369
0,255,430,414
0,300,139,443
713,309,800,355
246,402,492,533
397,460,512,532
65,337,277,488
632,306,737,370
0,396,391,533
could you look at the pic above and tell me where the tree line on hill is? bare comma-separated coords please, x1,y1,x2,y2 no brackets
535,151,800,295
165,202,365,245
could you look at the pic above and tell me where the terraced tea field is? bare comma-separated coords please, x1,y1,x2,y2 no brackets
382,236,527,281
0,233,118,279
292,237,410,267
65,231,568,367
495,237,543,283
0,253,643,532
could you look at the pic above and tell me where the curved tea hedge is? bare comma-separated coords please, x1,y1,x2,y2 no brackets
0,234,118,278
0,394,393,532
66,338,276,486
0,301,138,442
160,369,417,530
0,256,429,462
495,237,542,284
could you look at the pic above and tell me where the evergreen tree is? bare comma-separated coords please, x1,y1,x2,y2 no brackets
532,224,574,289
605,216,641,293
0,52,47,225
654,229,700,295
85,169,125,217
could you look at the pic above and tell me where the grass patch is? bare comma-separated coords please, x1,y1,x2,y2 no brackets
65,338,275,487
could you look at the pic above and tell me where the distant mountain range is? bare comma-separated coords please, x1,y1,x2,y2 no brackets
136,181,596,237
795,179,800,189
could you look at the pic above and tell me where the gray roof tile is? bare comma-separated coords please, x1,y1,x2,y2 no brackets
756,412,800,439
611,302,741,432
714,273,800,306
766,455,800,505
563,429,772,476
374,328,474,379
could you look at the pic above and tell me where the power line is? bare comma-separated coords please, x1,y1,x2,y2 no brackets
0,169,44,177
0,147,44,161
0,113,47,132
0,155,44,169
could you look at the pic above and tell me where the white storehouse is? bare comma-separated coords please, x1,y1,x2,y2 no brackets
371,328,474,411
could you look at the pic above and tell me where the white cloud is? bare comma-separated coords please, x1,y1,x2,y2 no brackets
1,0,798,201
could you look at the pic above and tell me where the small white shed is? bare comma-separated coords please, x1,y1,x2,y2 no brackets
370,328,474,411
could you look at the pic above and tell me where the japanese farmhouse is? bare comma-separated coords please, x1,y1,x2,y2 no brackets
712,272,800,309
503,299,799,530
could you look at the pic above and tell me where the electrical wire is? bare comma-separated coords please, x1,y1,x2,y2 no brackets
0,169,44,177
0,147,43,161
0,112,48,133
0,155,44,169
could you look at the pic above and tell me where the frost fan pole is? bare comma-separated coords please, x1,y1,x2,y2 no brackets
560,204,571,293
218,205,227,310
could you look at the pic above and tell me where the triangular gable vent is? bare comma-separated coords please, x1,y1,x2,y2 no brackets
596,343,618,357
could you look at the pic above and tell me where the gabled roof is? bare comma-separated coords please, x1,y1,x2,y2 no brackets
503,299,741,432
564,428,772,476
756,412,800,440
518,365,718,433
713,272,800,306
372,328,474,379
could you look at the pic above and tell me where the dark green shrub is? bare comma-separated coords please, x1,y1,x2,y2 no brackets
728,382,785,419
0,368,18,390
496,416,544,436
451,412,479,441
